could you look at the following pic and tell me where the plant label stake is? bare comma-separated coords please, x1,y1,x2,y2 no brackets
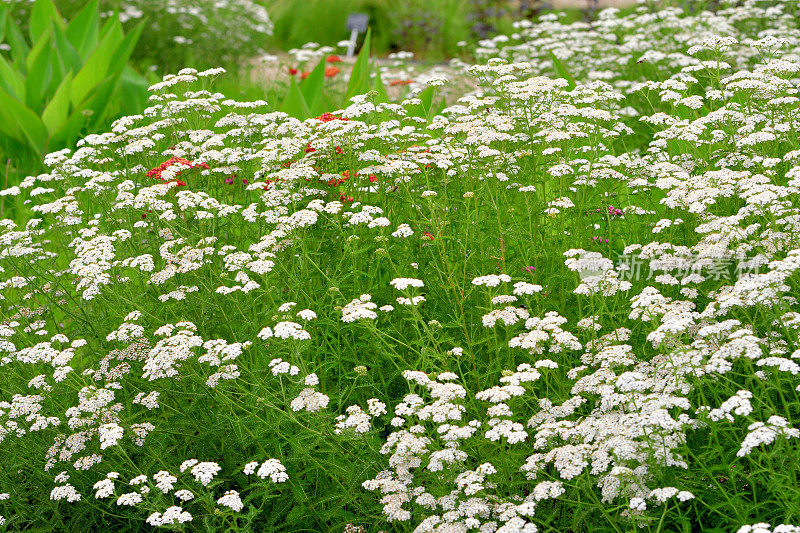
346,12,369,58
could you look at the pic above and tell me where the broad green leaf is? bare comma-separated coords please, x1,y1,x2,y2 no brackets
51,22,81,93
118,65,148,116
0,102,21,140
549,51,576,91
432,95,447,119
97,12,117,43
41,71,73,135
25,23,52,72
70,19,123,106
86,72,122,132
66,0,99,60
280,76,311,120
51,73,118,148
409,85,435,119
25,27,54,110
420,85,434,111
371,66,389,104
407,86,445,122
29,0,64,44
109,20,144,77
49,105,89,150
81,24,146,121
300,58,326,115
0,6,7,44
0,87,48,155
5,16,30,64
320,92,338,116
346,27,371,100
0,54,25,100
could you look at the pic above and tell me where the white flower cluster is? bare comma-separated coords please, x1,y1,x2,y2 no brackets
737,416,800,458
342,294,379,322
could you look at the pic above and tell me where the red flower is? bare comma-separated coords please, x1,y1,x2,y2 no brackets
390,79,413,86
147,156,207,186
368,174,378,183
305,143,316,153
300,71,310,80
315,112,350,123
288,67,298,76
324,66,340,78
424,232,434,241
326,55,342,63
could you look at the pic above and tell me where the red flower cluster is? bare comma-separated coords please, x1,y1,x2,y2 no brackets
326,169,377,187
325,66,340,77
390,79,414,86
326,55,342,63
325,169,351,186
315,112,350,123
288,67,310,78
305,142,344,154
147,157,208,187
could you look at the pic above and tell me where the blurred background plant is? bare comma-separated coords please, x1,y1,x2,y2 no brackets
266,0,544,60
5,0,274,72
0,0,147,180
271,30,447,120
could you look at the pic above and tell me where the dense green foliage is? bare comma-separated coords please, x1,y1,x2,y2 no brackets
5,0,274,71
0,0,146,173
2,1,800,533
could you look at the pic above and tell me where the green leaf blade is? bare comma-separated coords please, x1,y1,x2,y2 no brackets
70,19,124,106
300,58,326,115
0,87,49,156
41,71,73,136
346,27,372,101
549,51,577,91
24,27,54,111
29,0,63,43
65,0,99,60
0,54,25,101
280,76,311,120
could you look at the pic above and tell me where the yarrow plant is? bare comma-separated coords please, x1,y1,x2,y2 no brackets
2,0,800,531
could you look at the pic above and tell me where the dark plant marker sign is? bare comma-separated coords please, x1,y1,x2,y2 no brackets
346,13,369,33
346,12,370,57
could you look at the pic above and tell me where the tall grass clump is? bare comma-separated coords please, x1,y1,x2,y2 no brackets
2,1,800,532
